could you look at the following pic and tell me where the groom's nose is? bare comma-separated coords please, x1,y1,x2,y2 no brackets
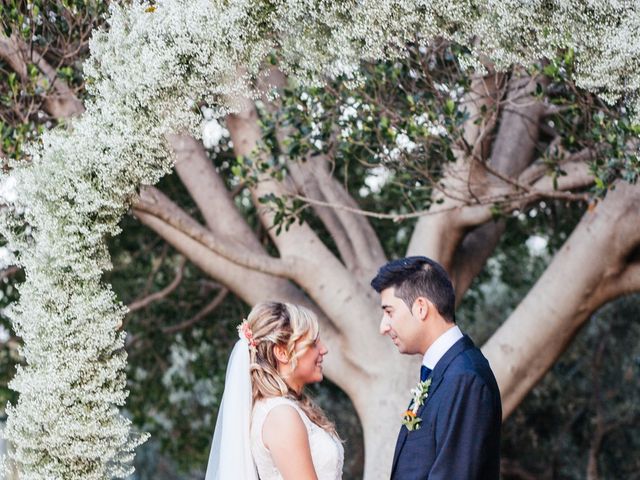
379,316,391,335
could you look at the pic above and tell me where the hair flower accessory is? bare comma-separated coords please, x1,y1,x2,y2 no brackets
237,319,258,350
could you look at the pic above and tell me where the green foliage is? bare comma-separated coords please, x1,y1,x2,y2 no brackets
104,203,246,475
502,296,640,479
0,1,107,163
246,42,640,246
250,43,472,244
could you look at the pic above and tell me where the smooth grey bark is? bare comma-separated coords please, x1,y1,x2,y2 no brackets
483,180,640,416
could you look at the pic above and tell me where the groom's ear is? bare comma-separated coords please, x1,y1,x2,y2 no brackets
413,297,430,321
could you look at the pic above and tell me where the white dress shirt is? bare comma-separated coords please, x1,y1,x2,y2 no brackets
422,325,463,370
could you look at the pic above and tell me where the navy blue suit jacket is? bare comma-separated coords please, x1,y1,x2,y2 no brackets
391,335,502,480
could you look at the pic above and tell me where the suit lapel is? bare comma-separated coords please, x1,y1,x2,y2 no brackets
416,335,475,415
392,335,476,475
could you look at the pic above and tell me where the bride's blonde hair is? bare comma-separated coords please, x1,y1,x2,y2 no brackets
246,301,337,435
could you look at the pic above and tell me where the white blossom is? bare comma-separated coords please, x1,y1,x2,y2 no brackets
526,235,549,256
434,82,449,93
396,132,417,153
0,176,18,204
427,123,449,137
0,247,15,270
201,118,229,149
365,166,393,193
0,325,10,343
339,105,358,123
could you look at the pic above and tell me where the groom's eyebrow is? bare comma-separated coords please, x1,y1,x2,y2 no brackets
381,304,393,311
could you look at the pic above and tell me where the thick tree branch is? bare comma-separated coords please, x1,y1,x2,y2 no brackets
288,156,386,279
133,186,294,277
615,259,640,294
0,32,83,119
0,33,28,78
225,97,384,346
519,146,596,185
531,160,594,192
257,68,359,268
132,206,362,392
315,165,387,278
407,72,506,268
450,73,548,296
450,221,505,303
27,45,84,118
261,65,386,279
483,181,640,418
593,245,640,300
167,133,266,252
287,159,359,271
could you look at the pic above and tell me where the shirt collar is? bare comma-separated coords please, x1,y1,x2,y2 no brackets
422,325,463,370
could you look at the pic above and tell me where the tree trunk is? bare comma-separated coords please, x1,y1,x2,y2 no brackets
354,358,419,479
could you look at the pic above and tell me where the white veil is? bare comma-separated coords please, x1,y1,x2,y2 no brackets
204,338,258,480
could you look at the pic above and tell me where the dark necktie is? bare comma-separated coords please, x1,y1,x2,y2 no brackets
420,365,432,382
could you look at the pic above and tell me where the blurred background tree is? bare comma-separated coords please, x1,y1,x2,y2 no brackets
1,1,639,479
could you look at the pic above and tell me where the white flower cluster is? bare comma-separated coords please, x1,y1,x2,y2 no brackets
1,0,638,477
449,0,640,117
161,338,219,411
273,0,640,118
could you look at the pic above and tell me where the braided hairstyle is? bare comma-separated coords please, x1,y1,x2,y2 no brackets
246,301,337,436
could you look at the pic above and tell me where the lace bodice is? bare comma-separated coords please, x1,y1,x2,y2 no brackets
251,397,344,480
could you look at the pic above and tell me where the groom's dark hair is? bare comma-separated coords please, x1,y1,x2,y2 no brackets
370,256,456,323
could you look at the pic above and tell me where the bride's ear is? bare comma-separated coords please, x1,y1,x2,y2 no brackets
273,344,289,364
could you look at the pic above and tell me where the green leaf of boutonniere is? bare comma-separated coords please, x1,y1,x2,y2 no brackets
401,378,432,432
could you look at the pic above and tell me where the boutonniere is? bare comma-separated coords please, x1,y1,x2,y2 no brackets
401,378,432,431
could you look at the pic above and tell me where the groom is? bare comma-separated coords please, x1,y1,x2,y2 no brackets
371,256,501,479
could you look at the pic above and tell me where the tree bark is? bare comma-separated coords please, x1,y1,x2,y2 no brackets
408,72,548,301
483,181,640,416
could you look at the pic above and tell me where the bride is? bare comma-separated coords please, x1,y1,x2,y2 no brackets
205,301,344,480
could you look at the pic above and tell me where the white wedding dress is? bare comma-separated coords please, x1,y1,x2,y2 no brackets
251,397,344,480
